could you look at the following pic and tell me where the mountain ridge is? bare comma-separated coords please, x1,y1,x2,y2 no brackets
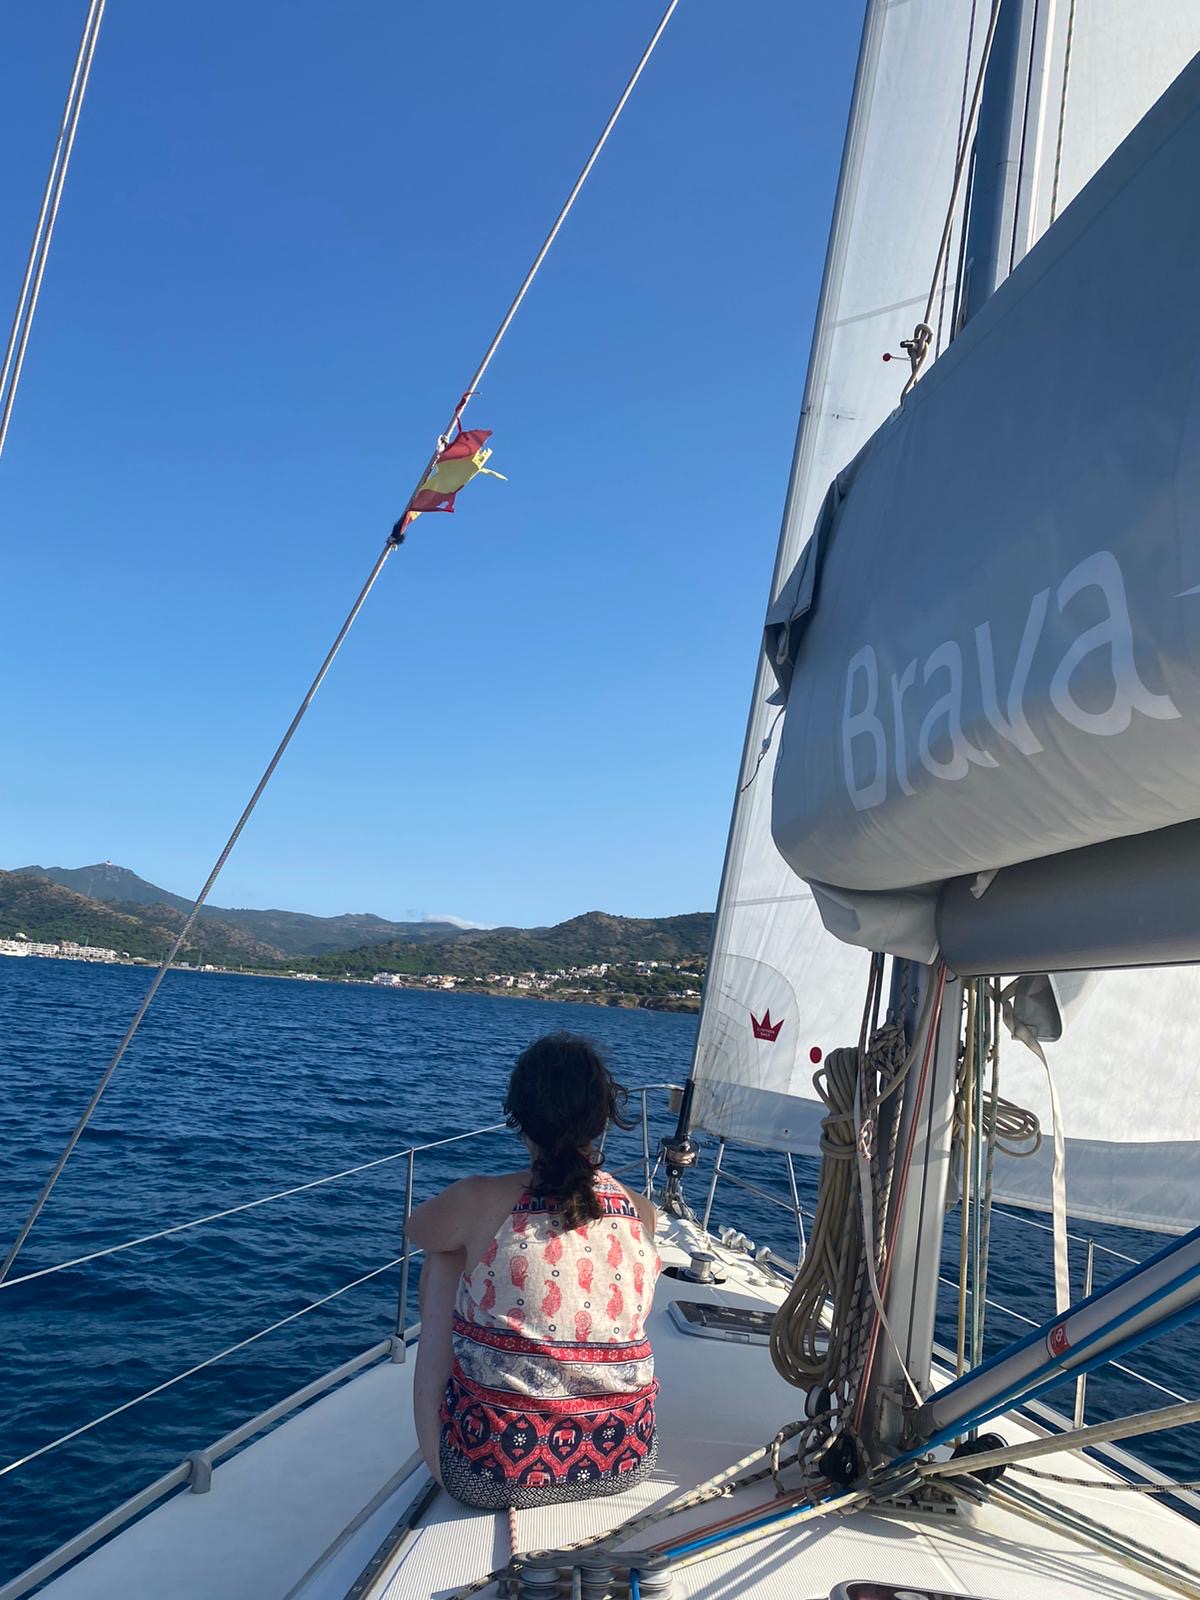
3,865,713,975
0,872,288,966
302,909,713,979
14,864,476,957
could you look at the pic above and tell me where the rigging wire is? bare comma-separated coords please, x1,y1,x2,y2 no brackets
900,0,1004,397
1048,0,1078,224
991,1205,1139,1268
0,1251,410,1480
0,0,106,462
1011,1464,1200,1495
934,0,978,358
737,705,784,793
915,1396,1200,1480
0,0,681,1286
851,964,948,1432
942,1477,1200,1598
0,1122,507,1293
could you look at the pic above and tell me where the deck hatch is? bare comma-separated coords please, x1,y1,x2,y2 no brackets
667,1300,774,1344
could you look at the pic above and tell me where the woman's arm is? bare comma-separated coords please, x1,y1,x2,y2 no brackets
407,1179,485,1482
408,1178,477,1255
413,1246,465,1483
408,1174,524,1480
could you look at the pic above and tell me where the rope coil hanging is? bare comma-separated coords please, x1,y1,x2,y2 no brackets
768,1019,911,1409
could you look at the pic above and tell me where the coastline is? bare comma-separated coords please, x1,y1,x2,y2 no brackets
0,950,702,1013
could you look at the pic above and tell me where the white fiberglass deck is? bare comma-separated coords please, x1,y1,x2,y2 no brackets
32,1218,1200,1600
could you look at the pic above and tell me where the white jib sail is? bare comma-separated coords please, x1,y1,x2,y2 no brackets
690,0,987,1155
993,967,1200,1236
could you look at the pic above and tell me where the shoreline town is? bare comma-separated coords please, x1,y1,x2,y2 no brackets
0,934,703,1012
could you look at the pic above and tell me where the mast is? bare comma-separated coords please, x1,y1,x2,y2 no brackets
860,0,1044,1456
959,0,1049,323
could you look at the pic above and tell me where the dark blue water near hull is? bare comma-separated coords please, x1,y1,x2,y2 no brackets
0,959,1195,1583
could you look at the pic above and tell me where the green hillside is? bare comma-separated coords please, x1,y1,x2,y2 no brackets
2,866,712,983
16,864,472,956
304,911,713,978
0,873,286,967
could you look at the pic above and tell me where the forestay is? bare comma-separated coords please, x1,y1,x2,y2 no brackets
689,0,986,1153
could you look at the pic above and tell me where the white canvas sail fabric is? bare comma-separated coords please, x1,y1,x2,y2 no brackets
993,966,1200,1235
1045,3,1200,227
758,19,1200,1233
690,0,987,1154
769,51,1200,945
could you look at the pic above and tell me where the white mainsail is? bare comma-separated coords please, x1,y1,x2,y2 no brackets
1046,3,1200,224
690,0,986,1153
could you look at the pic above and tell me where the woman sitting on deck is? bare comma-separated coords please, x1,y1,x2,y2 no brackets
409,1032,661,1509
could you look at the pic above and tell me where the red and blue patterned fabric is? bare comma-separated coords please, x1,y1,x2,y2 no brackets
439,1172,660,1508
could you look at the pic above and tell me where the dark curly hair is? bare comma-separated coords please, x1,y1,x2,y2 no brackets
503,1032,634,1230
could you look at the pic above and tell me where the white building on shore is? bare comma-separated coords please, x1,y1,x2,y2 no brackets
0,934,119,962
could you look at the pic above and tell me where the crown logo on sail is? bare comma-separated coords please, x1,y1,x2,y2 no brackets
750,1009,784,1042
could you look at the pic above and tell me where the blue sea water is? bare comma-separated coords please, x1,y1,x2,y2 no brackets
0,958,1195,1584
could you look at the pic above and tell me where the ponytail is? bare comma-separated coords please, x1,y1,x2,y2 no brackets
503,1032,633,1229
533,1138,601,1231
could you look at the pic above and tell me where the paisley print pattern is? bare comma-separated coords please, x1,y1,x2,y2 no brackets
440,1172,660,1509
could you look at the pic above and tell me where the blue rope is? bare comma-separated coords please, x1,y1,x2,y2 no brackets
661,1499,816,1560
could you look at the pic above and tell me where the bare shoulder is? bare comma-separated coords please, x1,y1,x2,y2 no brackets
470,1170,531,1198
408,1169,528,1253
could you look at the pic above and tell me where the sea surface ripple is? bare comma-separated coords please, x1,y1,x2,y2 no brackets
0,958,1194,1582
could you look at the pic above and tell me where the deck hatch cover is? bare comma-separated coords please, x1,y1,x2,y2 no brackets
830,1586,996,1600
667,1300,773,1344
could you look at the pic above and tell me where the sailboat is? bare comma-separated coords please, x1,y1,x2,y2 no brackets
4,2,1200,1597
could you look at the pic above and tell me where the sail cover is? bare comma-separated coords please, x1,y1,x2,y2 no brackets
689,0,987,1154
769,50,1200,957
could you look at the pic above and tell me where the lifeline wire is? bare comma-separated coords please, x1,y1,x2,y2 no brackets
0,0,106,461
0,1122,507,1293
0,1251,409,1479
0,0,680,1285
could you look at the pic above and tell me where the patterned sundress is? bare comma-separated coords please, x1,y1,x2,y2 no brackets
439,1170,660,1509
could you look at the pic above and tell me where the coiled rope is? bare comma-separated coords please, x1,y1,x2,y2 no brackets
769,979,936,1415
0,0,680,1285
769,1043,862,1392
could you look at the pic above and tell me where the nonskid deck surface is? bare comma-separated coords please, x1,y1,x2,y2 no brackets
372,1243,1198,1600
33,1219,1200,1600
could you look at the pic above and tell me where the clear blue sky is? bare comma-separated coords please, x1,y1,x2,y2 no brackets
1,2,861,928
